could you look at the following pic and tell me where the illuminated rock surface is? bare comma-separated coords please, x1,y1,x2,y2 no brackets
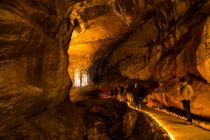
0,0,74,137
1,0,210,139
77,99,170,140
69,0,210,119
142,106,210,140
147,78,210,118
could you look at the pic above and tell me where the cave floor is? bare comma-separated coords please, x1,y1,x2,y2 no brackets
137,105,210,140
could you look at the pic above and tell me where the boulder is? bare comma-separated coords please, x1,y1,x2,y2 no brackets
122,110,138,137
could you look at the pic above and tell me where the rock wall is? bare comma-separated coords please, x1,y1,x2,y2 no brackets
68,0,149,83
0,0,75,136
68,0,210,119
108,0,210,118
77,99,170,140
97,0,210,83
1,0,210,137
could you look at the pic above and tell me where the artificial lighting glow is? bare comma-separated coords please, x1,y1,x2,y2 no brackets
127,102,175,140
74,69,80,87
74,69,89,87
81,71,88,86
144,111,175,140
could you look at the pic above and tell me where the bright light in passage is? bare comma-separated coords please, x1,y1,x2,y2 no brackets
74,69,88,87
74,69,80,87
81,71,88,86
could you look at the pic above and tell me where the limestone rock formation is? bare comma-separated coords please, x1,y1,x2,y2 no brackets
68,0,210,119
122,110,138,137
197,17,210,83
11,102,86,140
69,0,210,83
1,0,210,138
0,0,76,137
77,99,170,140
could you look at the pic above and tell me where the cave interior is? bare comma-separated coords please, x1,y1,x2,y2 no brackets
0,0,210,139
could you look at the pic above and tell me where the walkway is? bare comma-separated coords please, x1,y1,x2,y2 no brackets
71,90,210,140
130,104,210,140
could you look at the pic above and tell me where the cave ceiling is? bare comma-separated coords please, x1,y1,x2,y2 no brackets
68,0,210,85
1,0,210,137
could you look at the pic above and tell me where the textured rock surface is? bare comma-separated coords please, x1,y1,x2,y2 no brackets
0,0,75,136
197,17,210,83
7,102,86,139
68,0,148,83
77,99,170,140
69,0,210,83
1,0,210,137
68,0,210,119
147,78,210,118
122,110,138,137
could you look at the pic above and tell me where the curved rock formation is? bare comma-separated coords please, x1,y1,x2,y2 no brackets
68,0,210,118
0,0,78,137
1,0,210,138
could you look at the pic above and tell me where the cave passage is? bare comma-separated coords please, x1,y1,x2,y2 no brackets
67,0,210,139
1,0,210,139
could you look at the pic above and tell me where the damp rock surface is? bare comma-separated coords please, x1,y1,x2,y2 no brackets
68,0,210,120
77,99,170,140
0,101,86,139
1,0,210,138
0,0,74,135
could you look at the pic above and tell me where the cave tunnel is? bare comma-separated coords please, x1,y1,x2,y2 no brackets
1,0,210,139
